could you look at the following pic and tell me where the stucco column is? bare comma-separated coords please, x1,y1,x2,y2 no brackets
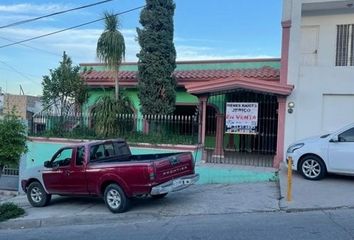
280,20,291,85
274,96,286,168
212,113,225,159
198,96,208,162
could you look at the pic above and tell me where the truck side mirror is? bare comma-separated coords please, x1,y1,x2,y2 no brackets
330,136,339,143
44,161,52,168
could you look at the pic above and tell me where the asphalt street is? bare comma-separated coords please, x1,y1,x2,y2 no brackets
1,208,354,240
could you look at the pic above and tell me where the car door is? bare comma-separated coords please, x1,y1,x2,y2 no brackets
42,147,74,194
328,127,354,172
66,146,88,194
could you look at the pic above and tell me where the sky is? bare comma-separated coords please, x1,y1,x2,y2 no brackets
0,0,282,96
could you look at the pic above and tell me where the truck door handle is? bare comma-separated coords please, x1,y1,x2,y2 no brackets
64,170,73,176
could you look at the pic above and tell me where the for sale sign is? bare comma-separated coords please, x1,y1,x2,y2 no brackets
225,102,258,134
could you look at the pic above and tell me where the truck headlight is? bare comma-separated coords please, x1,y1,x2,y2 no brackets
287,143,304,153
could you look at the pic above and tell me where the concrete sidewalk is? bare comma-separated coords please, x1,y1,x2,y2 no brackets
279,164,354,211
0,182,279,229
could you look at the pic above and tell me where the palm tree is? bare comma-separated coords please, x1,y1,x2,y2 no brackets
96,12,125,99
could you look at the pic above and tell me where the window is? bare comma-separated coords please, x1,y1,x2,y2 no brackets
338,127,354,142
90,144,105,161
52,148,73,167
76,147,85,166
90,143,117,161
114,142,131,156
103,143,115,157
336,24,354,66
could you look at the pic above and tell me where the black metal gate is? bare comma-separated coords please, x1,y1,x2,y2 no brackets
205,90,278,167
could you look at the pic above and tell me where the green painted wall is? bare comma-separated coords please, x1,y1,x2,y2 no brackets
83,88,114,114
85,88,198,115
83,60,280,72
208,94,226,113
176,90,198,104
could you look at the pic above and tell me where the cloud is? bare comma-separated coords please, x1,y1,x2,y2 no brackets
0,3,71,14
0,27,140,62
0,25,277,66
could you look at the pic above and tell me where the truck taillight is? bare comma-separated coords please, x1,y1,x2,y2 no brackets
147,165,155,181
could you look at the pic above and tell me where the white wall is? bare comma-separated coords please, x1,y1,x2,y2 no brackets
284,0,354,150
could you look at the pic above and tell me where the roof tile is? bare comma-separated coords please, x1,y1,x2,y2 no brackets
82,67,279,86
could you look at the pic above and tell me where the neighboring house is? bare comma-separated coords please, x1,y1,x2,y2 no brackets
81,59,293,167
3,94,43,120
282,0,354,152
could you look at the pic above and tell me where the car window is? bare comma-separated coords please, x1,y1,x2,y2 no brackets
114,142,130,156
104,143,115,157
52,148,73,167
76,146,85,166
90,143,118,161
90,144,105,161
339,127,354,142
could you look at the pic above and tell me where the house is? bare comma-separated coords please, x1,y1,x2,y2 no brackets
282,0,354,152
3,94,42,121
81,59,293,167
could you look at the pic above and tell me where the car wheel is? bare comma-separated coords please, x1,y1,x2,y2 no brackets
104,184,130,213
27,182,51,207
151,193,168,199
299,155,326,180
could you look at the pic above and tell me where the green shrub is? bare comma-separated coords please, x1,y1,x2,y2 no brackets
0,202,25,222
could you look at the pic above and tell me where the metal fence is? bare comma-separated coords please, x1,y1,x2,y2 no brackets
0,167,19,191
205,90,278,167
29,113,199,145
2,167,19,176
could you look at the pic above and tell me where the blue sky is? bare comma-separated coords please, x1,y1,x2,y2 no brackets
0,0,282,96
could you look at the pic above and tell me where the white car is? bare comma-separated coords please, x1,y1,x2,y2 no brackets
286,123,354,180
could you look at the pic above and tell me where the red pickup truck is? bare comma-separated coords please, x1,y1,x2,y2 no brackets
21,139,199,213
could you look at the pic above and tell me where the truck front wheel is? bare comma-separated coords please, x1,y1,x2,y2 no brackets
27,182,51,207
104,184,130,213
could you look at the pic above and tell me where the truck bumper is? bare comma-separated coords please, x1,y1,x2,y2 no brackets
150,174,200,195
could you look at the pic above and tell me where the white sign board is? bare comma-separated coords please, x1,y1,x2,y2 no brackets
225,102,258,134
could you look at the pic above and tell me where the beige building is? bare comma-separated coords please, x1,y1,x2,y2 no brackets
3,94,42,120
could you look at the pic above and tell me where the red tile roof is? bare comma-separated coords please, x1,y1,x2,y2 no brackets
82,67,280,87
185,76,293,96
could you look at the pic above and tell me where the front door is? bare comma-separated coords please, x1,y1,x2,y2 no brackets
329,127,354,172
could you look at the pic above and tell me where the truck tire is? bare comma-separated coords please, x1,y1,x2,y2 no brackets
104,184,130,213
27,182,52,207
151,193,168,199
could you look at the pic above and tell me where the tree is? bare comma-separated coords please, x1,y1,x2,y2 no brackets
137,0,177,115
42,52,88,117
92,94,132,137
97,12,125,100
0,112,27,177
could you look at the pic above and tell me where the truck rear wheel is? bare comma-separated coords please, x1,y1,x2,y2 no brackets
27,182,51,207
104,184,130,213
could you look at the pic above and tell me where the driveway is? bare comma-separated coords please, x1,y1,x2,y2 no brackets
279,164,354,211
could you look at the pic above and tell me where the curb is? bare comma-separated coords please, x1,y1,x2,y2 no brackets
0,207,283,230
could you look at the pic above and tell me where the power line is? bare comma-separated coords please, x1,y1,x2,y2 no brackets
0,36,61,57
0,59,39,83
0,6,144,49
0,0,114,29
